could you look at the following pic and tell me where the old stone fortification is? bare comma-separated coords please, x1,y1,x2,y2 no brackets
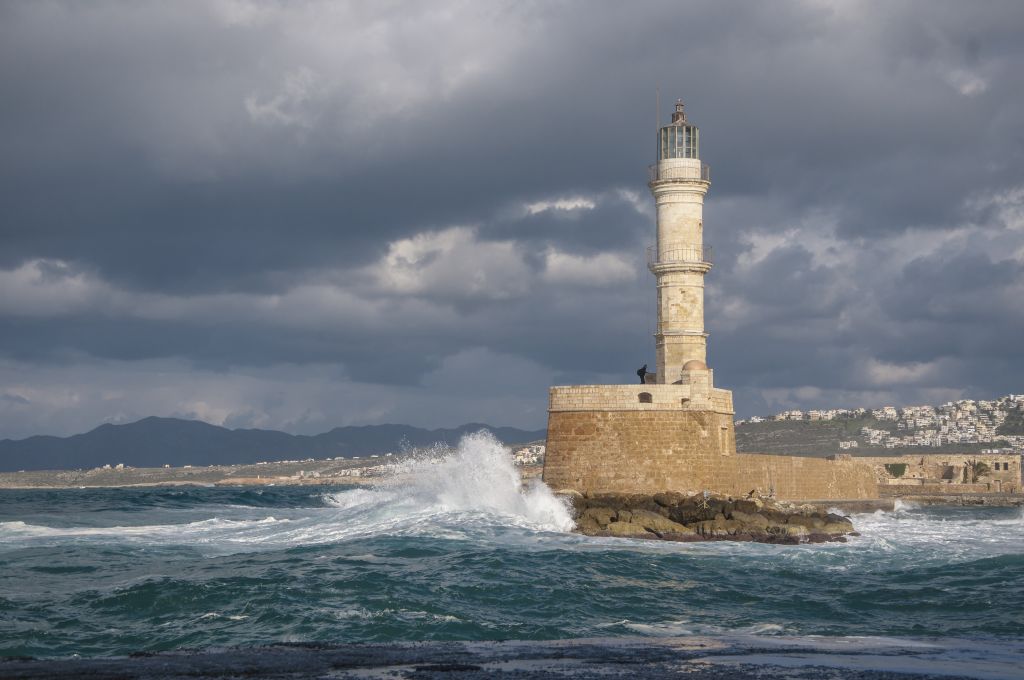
543,391,877,500
856,454,1021,494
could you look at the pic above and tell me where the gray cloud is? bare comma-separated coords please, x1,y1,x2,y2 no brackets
2,0,1024,438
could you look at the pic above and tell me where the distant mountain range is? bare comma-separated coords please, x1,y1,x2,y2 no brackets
0,417,547,472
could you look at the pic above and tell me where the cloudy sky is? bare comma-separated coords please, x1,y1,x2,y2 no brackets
2,1,1023,439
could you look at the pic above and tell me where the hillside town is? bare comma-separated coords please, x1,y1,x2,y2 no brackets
737,394,1024,453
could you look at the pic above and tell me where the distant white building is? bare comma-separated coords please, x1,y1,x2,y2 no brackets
512,444,545,466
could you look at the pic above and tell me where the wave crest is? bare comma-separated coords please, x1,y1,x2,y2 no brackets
324,430,574,533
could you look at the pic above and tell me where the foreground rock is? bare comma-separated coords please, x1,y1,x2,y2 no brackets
569,491,856,544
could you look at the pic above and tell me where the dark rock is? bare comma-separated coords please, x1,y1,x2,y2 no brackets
569,491,858,544
603,521,654,538
731,499,761,515
653,491,686,508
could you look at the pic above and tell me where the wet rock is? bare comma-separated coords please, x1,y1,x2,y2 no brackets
693,518,731,537
628,509,693,535
729,510,770,530
569,492,858,544
731,499,761,515
580,507,615,527
604,521,654,538
652,491,686,508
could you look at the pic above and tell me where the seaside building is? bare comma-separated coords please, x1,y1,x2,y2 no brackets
542,100,875,500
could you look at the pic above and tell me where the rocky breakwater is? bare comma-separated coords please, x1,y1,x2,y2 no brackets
570,492,857,544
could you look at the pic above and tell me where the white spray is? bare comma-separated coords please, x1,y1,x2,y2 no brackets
335,429,575,533
0,431,576,554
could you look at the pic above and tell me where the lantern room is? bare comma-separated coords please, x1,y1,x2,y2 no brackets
658,99,700,160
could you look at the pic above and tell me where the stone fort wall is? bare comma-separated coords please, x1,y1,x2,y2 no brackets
544,408,877,500
855,454,1021,494
547,383,732,413
728,452,877,500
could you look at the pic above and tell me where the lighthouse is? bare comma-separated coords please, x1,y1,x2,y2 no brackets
648,99,712,385
542,96,737,495
540,97,879,502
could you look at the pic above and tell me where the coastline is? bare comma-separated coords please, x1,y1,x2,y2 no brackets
0,459,405,490
2,463,1022,510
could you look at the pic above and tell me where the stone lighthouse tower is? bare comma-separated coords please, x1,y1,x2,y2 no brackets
542,97,737,495
649,100,712,385
541,99,878,501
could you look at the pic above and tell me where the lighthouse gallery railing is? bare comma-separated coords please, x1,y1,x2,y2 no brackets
648,163,711,182
647,243,713,266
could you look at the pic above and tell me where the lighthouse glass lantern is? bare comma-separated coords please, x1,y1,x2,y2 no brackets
658,101,700,160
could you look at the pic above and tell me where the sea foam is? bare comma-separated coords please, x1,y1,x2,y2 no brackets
323,429,575,533
0,430,574,554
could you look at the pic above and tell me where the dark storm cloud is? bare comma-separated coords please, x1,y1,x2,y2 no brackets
2,0,1024,437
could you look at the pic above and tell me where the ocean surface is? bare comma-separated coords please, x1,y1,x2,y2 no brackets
1,432,1023,662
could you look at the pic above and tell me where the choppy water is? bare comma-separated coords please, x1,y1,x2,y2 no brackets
1,431,1022,660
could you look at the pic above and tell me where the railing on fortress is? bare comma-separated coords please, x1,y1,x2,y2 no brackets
647,243,713,267
648,162,711,183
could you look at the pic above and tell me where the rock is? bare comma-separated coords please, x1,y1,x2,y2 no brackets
783,525,808,537
666,501,706,525
580,507,615,528
628,509,693,535
565,491,857,544
729,510,770,530
786,515,824,530
692,520,723,537
653,492,685,508
731,499,760,515
763,533,801,545
693,518,744,537
571,505,625,535
703,499,729,519
604,521,654,538
807,533,847,543
825,512,849,523
574,515,601,534
821,520,854,535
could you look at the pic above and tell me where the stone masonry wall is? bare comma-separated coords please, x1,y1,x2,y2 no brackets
855,454,1021,494
548,383,733,414
544,410,877,501
727,453,877,500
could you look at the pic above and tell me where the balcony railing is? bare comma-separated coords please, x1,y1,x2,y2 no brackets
647,243,713,266
648,162,711,183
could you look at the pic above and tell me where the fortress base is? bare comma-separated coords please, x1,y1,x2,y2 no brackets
542,383,877,501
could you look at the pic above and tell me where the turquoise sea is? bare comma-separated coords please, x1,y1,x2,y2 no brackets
1,433,1023,664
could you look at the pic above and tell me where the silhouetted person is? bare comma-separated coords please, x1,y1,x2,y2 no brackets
636,364,648,384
